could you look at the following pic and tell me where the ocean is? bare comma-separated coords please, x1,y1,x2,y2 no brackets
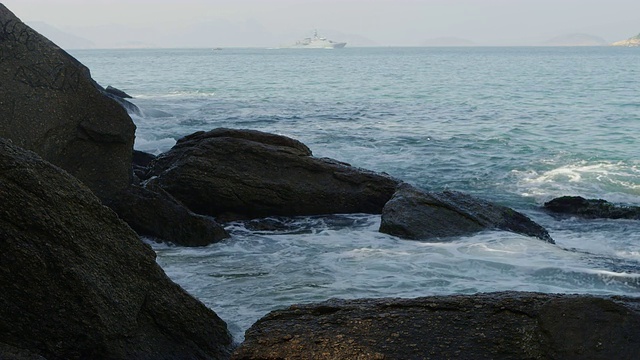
71,46,640,342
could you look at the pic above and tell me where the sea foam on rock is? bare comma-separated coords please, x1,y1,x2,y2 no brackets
0,138,233,359
144,128,553,244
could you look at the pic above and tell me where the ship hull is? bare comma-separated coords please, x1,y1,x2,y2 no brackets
290,42,346,49
288,31,347,49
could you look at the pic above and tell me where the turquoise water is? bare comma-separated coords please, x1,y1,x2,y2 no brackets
72,47,640,341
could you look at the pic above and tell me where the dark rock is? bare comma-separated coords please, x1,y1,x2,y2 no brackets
105,92,142,116
0,138,232,359
0,5,136,201
105,183,230,247
380,183,554,243
132,150,156,181
0,342,46,360
147,128,400,220
133,149,157,168
102,86,141,116
232,292,640,360
544,196,640,220
106,85,133,98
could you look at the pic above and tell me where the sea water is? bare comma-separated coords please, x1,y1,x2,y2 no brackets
71,47,640,341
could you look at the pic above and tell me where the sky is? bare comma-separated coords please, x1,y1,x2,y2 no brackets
2,0,639,48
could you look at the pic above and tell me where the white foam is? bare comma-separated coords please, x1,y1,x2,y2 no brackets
150,215,640,342
75,47,640,344
514,160,640,204
134,137,177,155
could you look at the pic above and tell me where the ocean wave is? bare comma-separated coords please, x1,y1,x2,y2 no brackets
78,47,640,343
513,160,640,203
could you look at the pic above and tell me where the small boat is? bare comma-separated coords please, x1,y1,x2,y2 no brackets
289,30,346,49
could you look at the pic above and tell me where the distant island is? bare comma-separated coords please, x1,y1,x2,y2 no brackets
612,33,640,47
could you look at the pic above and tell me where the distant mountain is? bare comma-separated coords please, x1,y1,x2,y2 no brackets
421,37,476,47
543,33,608,46
612,33,640,47
27,21,94,49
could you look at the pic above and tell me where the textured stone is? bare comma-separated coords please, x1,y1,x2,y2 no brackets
233,292,640,360
0,138,232,359
0,5,135,200
544,196,640,220
380,183,554,242
147,128,400,220
105,183,230,247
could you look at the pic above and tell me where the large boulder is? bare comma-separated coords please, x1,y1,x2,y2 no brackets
380,183,554,243
232,292,640,360
544,196,640,220
0,138,232,359
0,5,135,201
146,128,400,220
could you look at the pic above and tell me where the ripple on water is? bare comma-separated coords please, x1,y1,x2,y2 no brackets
149,211,640,342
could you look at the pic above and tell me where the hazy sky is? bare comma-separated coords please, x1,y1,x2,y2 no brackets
3,0,639,48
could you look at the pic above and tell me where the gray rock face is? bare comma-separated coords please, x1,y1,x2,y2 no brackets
380,183,554,243
146,128,400,220
0,139,232,359
0,5,135,200
544,196,640,220
232,292,640,360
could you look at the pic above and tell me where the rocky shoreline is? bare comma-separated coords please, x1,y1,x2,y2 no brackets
1,4,638,359
611,33,640,47
233,292,640,360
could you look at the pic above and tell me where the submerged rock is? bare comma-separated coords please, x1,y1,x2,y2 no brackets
147,128,400,220
544,196,640,220
0,139,232,359
380,183,554,243
0,5,135,201
232,292,640,360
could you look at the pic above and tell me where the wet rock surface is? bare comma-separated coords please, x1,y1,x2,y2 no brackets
147,128,400,220
544,195,640,220
102,84,141,115
380,183,554,243
132,150,157,182
0,5,136,201
0,138,232,359
232,292,640,360
105,183,230,247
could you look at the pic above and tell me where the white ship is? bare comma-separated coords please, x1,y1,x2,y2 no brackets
289,30,346,49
